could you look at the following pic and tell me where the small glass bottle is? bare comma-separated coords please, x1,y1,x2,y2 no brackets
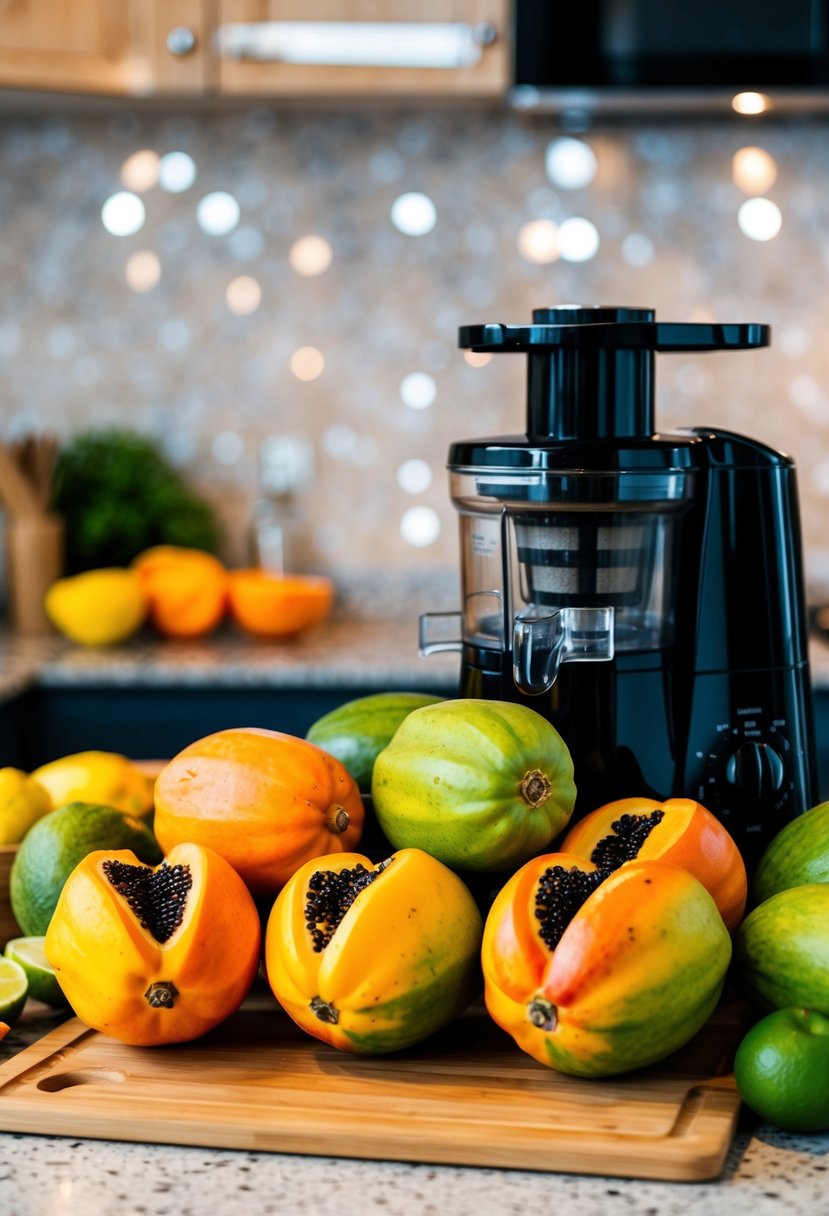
249,435,314,575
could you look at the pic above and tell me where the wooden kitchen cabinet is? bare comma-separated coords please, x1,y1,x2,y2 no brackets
0,0,509,99
214,0,510,98
0,0,209,96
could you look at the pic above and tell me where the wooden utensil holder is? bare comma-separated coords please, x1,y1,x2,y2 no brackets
6,513,64,634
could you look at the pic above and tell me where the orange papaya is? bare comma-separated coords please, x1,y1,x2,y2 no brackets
561,797,747,932
482,851,731,1077
44,842,261,1046
133,546,228,639
154,727,365,896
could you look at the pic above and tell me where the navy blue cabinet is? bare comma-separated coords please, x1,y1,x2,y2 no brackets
4,683,829,805
0,686,427,768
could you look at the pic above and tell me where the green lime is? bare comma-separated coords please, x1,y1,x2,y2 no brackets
734,1007,829,1132
0,956,29,1025
4,936,67,1008
10,801,162,936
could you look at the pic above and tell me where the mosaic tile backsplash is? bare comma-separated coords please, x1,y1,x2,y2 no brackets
3,104,829,602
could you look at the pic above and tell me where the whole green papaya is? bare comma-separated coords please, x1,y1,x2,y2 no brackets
734,884,829,1015
371,698,576,872
306,691,443,793
752,801,829,904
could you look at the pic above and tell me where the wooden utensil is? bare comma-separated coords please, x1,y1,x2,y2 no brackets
1,434,64,633
11,434,58,513
0,443,40,519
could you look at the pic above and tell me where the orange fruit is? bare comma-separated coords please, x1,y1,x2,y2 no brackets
153,727,364,896
734,1007,829,1131
133,546,227,639
228,570,333,639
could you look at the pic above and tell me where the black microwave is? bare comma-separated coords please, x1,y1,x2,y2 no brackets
512,0,829,113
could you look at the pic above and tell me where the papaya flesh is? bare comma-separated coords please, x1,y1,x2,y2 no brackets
482,852,732,1077
264,848,483,1054
561,797,747,933
44,842,261,1046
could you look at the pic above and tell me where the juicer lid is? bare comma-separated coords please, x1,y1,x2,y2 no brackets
459,304,769,354
457,304,770,444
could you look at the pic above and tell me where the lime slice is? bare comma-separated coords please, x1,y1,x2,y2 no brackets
0,956,28,1025
4,937,66,1008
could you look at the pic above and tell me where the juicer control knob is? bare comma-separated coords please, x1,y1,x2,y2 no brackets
724,742,785,803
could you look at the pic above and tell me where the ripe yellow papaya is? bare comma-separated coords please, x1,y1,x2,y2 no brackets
482,851,732,1077
265,847,483,1054
45,842,261,1046
32,750,155,818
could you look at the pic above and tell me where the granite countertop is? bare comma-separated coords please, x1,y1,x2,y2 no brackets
1,1003,827,1216
1,623,829,704
1,625,828,1213
0,617,461,702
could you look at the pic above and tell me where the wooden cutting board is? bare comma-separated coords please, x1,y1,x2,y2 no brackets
0,993,744,1182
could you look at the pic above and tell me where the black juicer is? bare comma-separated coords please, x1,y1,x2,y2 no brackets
420,306,817,867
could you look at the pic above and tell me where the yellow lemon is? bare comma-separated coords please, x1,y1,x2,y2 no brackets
0,768,52,845
32,751,155,818
44,568,146,646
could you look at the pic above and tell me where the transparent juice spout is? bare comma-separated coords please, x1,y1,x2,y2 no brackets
419,610,463,656
512,606,615,695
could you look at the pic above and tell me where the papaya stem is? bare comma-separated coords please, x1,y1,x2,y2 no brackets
310,995,339,1025
527,997,557,1031
520,769,552,808
325,805,350,834
144,981,179,1009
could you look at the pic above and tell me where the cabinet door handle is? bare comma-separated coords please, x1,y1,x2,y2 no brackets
167,27,198,57
216,21,497,70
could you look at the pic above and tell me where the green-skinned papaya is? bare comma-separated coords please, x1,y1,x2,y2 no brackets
371,698,576,872
306,691,443,793
734,883,829,1015
752,802,829,905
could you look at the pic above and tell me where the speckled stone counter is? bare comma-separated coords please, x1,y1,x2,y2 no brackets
0,617,460,702
0,1005,827,1216
1,624,828,705
1,628,828,1214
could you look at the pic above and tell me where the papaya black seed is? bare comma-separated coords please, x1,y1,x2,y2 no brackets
534,865,606,952
589,810,665,873
102,859,193,944
305,861,387,952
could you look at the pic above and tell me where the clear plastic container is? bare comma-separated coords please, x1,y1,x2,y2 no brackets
451,466,695,655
